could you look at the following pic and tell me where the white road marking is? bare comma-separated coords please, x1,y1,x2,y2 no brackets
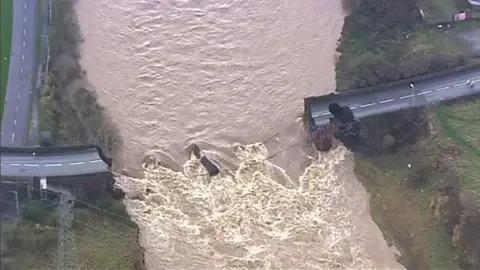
22,54,24,60
20,67,23,73
350,106,357,110
16,106,19,112
24,29,26,36
436,86,449,91
418,90,432,95
17,93,20,99
321,112,330,116
9,163,21,166
24,3,27,9
45,163,63,167
11,133,15,142
25,164,39,167
69,162,85,165
13,120,16,126
22,41,25,48
379,98,394,104
360,103,375,108
454,82,468,87
400,94,414,99
24,16,27,22
90,160,103,163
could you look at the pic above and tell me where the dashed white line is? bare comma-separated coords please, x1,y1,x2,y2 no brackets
69,162,85,166
20,67,23,73
13,120,16,126
45,163,63,167
21,54,24,60
435,86,450,91
22,41,25,48
418,90,432,95
16,106,19,112
11,133,15,142
454,82,468,87
17,93,20,99
24,29,26,36
400,94,414,99
24,16,27,22
25,164,39,167
321,112,330,116
90,160,103,163
24,3,27,9
10,163,21,166
360,103,375,108
379,98,394,104
350,106,357,110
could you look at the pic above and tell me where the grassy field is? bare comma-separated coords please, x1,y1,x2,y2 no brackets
354,99,480,269
0,0,13,118
1,196,144,270
336,2,480,268
417,0,459,24
435,99,480,207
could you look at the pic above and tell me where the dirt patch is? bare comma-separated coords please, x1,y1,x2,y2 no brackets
458,27,480,56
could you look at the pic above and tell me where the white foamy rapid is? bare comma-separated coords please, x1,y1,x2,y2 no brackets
75,0,405,269
117,143,402,269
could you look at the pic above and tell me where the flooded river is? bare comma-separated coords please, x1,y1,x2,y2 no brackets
76,0,404,269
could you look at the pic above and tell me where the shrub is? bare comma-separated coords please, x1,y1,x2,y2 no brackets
21,199,56,224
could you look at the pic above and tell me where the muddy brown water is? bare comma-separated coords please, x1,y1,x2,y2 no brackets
76,0,404,269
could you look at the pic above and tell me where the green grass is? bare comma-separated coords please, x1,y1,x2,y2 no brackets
435,100,480,208
2,198,144,270
417,0,459,24
354,152,457,269
0,0,13,119
353,99,480,269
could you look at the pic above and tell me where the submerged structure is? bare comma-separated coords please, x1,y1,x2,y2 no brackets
306,101,368,153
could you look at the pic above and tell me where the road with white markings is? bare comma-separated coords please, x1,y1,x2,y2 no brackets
1,0,38,146
0,1,108,179
309,68,480,127
0,147,110,178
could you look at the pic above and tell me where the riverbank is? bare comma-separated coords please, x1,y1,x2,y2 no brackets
33,0,410,268
335,0,480,268
0,190,144,270
26,0,143,267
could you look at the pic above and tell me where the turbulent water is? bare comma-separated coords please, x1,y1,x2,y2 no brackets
76,0,404,269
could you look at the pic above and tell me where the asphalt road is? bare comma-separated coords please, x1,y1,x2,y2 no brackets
1,0,38,147
0,148,109,178
310,68,480,126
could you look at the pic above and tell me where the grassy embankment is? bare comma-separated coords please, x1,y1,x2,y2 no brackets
336,0,480,269
1,191,144,270
0,0,13,119
2,0,143,268
38,0,120,155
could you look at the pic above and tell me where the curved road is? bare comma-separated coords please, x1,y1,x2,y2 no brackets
0,146,110,178
1,0,38,146
308,68,480,127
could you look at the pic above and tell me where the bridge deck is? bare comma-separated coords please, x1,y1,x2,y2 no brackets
0,145,111,178
305,67,480,129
